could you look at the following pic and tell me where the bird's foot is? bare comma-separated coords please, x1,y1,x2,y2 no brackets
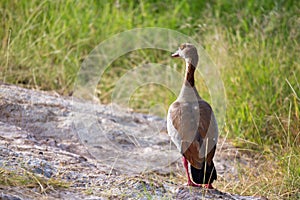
186,181,202,187
204,184,214,189
186,182,214,189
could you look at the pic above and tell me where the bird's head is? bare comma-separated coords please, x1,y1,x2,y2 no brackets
171,43,198,67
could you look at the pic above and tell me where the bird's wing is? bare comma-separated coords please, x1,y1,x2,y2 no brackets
167,100,218,169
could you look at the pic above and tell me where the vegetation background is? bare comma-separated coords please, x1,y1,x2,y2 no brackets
1,0,299,199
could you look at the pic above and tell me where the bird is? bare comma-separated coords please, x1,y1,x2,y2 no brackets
167,43,218,189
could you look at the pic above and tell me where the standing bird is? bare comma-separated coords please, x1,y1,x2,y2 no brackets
167,43,218,189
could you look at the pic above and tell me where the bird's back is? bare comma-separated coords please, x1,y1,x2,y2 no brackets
167,98,218,169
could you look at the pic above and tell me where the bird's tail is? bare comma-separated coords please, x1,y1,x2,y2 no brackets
190,161,217,184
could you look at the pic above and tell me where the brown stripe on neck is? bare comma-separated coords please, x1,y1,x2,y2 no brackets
184,63,195,87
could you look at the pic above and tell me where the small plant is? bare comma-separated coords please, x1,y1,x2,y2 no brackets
0,167,69,193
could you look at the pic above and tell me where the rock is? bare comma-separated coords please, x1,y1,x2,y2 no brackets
175,187,266,200
0,193,22,200
0,83,266,199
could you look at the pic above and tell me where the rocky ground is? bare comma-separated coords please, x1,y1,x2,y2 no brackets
0,83,266,200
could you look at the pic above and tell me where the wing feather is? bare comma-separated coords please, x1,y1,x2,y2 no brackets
167,100,218,169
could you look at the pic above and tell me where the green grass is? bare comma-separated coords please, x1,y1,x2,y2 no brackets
1,0,299,199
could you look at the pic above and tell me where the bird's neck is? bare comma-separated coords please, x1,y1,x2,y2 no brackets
184,62,195,87
177,62,201,102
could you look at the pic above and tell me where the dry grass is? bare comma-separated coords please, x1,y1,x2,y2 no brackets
0,167,69,193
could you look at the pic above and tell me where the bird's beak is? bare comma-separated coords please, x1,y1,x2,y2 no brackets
171,50,180,58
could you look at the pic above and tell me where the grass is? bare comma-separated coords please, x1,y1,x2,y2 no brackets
0,167,69,193
1,0,299,199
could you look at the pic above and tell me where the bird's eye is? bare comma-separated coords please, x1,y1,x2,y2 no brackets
180,44,186,50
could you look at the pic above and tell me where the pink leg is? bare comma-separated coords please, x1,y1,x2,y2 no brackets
182,157,214,189
182,157,202,187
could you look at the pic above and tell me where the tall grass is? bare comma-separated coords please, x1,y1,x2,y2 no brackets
1,0,299,198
